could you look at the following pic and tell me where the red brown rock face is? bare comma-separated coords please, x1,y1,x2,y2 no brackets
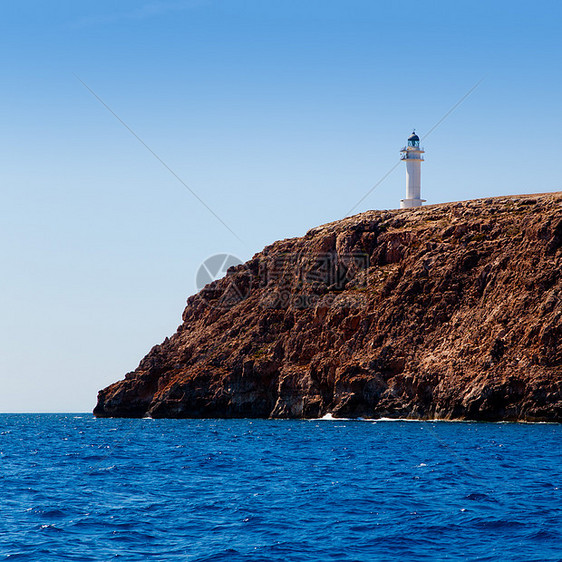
94,193,562,421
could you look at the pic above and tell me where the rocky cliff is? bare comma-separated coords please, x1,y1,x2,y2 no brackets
94,193,562,421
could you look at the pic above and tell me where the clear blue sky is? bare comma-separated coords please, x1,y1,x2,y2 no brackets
1,0,560,412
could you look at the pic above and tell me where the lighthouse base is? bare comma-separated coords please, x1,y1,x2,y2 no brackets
400,198,426,209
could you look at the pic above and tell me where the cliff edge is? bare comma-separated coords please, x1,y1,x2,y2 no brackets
94,193,562,421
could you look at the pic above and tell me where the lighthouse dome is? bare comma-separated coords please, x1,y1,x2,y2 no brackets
407,131,420,148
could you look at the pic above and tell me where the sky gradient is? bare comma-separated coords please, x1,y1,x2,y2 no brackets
1,0,561,412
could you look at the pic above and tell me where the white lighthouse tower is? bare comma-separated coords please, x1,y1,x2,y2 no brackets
400,131,426,209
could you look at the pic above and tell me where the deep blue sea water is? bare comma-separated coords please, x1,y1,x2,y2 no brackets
0,415,561,562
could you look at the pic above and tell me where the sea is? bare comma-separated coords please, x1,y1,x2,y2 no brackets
0,415,560,562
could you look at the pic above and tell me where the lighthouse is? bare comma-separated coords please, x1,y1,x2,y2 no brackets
400,131,426,209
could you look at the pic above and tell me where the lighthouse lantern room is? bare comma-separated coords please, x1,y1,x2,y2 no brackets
400,131,426,209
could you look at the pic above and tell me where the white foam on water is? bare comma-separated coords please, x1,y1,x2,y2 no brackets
313,413,352,421
371,417,421,422
312,415,417,422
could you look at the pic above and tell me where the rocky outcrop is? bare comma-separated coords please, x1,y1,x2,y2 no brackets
94,193,562,421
